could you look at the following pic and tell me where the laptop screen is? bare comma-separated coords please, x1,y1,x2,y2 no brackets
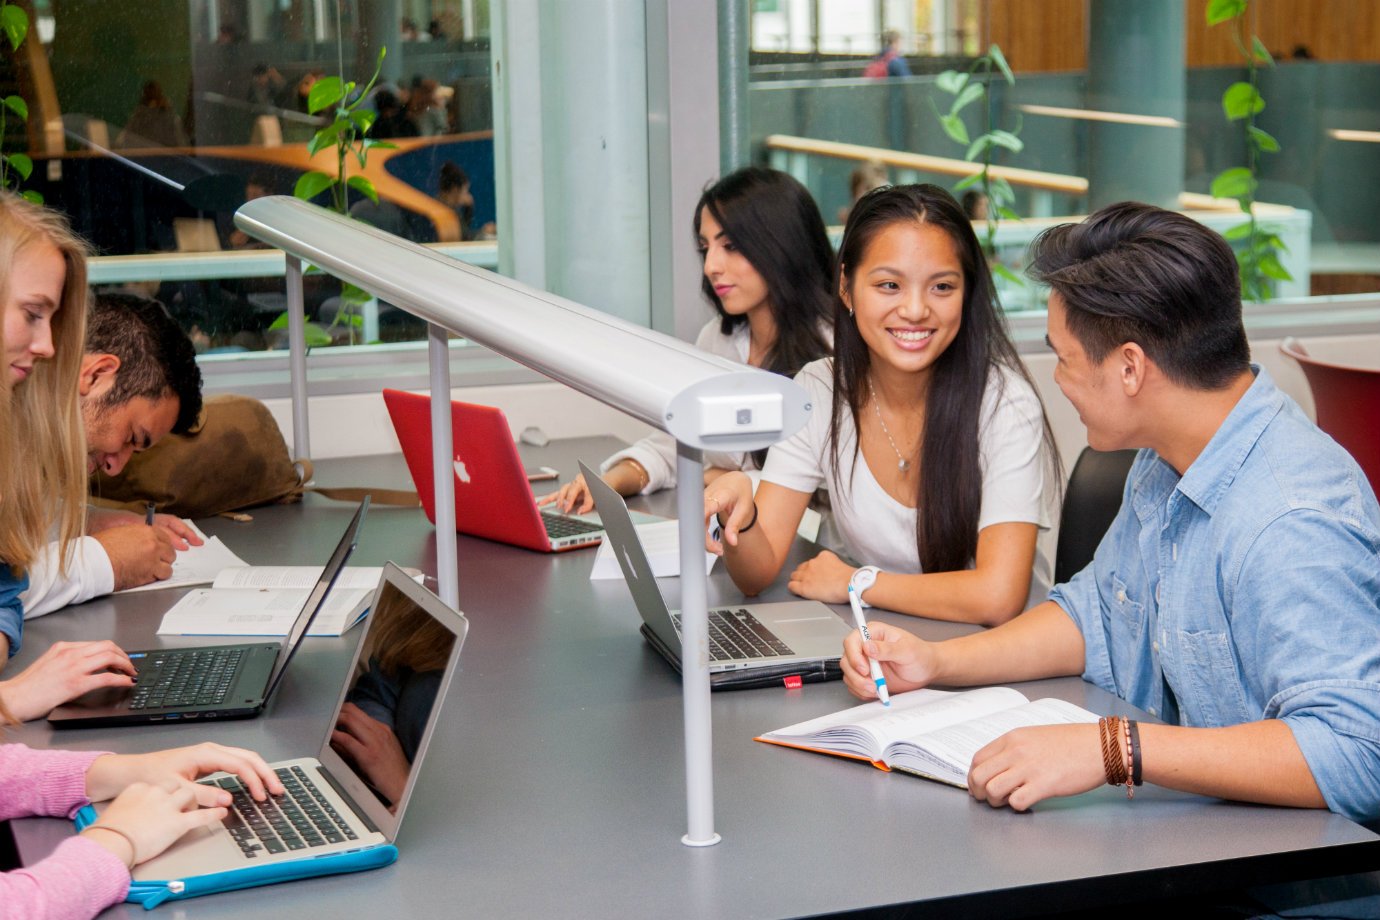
315,562,469,841
264,497,370,696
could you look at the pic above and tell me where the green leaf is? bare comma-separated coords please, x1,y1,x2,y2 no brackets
1210,167,1256,200
307,76,346,115
996,206,1021,222
349,109,376,135
964,135,992,161
992,262,1024,286
293,170,336,201
19,188,41,204
2,95,26,120
6,152,31,181
988,44,1014,85
988,175,1015,205
1222,221,1253,241
935,70,968,95
951,82,984,114
342,282,371,303
1251,36,1274,66
1222,82,1264,120
304,323,333,347
1259,252,1293,281
953,173,982,192
0,5,28,52
1206,0,1247,25
362,139,396,152
939,113,969,146
987,129,1024,153
1248,125,1280,153
307,119,348,157
347,175,378,205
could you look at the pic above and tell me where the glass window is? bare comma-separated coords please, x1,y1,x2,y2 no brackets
743,0,1380,311
9,0,495,358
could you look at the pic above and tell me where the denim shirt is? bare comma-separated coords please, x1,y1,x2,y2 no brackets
0,564,27,657
1050,366,1380,823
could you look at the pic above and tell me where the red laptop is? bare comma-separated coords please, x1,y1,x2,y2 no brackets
383,388,610,552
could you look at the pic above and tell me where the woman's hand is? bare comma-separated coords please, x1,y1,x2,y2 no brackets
966,723,1105,811
786,550,855,604
81,780,229,869
703,472,755,555
85,742,285,804
538,473,596,515
330,702,411,808
0,641,136,721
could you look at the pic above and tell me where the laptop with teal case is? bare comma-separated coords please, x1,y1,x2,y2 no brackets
74,562,468,908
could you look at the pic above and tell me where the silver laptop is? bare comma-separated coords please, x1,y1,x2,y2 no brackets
582,461,849,687
94,562,468,883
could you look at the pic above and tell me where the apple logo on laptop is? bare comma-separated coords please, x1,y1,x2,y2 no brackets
453,456,472,484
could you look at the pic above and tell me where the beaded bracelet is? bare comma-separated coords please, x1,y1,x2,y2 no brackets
1122,716,1135,799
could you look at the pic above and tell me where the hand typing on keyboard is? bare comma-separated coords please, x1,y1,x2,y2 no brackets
79,742,284,870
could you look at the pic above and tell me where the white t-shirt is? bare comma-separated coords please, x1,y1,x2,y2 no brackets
762,358,1054,608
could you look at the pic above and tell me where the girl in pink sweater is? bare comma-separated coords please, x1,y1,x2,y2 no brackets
0,739,284,919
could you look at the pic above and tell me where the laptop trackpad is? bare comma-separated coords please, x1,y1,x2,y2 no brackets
64,685,132,709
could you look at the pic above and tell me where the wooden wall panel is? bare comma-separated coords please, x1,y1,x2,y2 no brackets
980,0,1086,72
979,0,1380,73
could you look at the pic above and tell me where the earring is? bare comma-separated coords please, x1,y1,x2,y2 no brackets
847,307,854,318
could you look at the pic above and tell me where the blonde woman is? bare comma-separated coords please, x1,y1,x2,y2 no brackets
0,195,137,707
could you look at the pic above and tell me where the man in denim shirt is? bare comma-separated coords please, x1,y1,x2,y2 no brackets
840,202,1380,830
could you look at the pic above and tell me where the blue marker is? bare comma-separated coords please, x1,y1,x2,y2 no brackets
847,567,890,706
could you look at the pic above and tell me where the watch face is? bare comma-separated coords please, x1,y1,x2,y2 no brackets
850,566,878,593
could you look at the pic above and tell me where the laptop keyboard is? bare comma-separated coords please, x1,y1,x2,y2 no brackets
208,766,359,859
542,513,603,539
672,608,797,661
128,648,243,710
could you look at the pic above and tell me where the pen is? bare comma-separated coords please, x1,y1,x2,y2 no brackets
847,574,890,707
145,501,156,526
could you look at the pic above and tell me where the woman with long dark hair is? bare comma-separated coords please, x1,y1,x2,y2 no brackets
543,166,834,513
707,184,1058,624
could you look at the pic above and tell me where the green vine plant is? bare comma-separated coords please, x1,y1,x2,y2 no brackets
277,47,394,346
0,2,39,203
933,43,1023,286
1206,0,1291,302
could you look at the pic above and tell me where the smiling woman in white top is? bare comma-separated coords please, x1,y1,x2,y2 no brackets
542,167,834,513
706,184,1059,624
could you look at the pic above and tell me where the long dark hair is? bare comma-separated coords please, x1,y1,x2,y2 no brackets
695,167,835,465
829,184,1057,574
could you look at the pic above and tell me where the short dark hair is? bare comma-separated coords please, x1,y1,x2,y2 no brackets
439,161,469,192
1027,201,1250,390
86,293,203,433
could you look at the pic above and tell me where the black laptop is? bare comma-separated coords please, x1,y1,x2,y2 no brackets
48,498,369,728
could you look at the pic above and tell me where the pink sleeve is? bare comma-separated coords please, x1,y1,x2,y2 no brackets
0,744,109,821
0,835,131,920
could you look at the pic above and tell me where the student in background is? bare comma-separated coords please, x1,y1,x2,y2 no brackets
837,160,889,226
863,30,912,79
707,184,1058,623
839,204,1380,849
21,293,204,620
0,726,284,916
543,167,835,513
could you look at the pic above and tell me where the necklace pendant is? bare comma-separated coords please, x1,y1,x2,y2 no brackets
898,458,910,472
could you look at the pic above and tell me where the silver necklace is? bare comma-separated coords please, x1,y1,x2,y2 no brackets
867,377,911,473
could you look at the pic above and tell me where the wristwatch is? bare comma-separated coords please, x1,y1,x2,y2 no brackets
849,565,881,608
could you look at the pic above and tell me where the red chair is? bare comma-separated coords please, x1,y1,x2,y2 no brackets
1280,337,1380,496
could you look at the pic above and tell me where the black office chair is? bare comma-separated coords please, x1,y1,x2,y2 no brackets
1053,447,1138,585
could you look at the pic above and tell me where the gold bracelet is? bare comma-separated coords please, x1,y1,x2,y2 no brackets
84,824,138,868
623,459,650,492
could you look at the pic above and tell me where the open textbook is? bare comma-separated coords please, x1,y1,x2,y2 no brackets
756,687,1098,788
155,566,391,637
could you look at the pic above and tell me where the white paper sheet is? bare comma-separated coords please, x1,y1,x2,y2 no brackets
589,520,716,580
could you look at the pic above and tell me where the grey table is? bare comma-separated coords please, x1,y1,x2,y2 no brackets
10,437,1380,918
